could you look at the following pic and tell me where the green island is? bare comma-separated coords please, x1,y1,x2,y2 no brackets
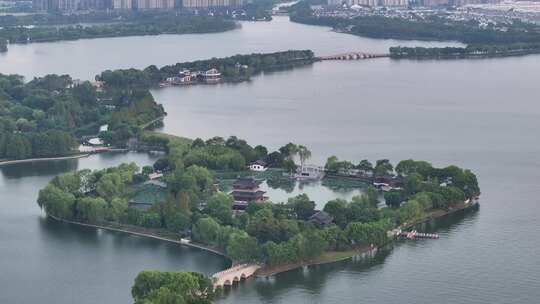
96,49,315,88
37,133,480,302
0,50,314,161
0,13,237,53
289,3,540,59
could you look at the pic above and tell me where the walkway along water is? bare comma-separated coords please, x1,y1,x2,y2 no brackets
0,154,90,166
46,215,226,257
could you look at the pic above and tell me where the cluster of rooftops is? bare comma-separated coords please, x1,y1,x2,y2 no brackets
161,68,222,86
127,173,333,227
230,176,333,226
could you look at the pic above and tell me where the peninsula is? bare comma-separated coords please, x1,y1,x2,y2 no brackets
37,134,481,301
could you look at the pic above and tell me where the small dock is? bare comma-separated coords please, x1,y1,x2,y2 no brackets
398,230,439,240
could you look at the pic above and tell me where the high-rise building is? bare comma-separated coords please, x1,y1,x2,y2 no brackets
380,0,408,6
34,0,112,11
348,0,379,6
182,0,244,8
32,0,59,11
348,0,407,6
327,0,344,6
422,0,449,6
135,0,175,9
112,0,132,9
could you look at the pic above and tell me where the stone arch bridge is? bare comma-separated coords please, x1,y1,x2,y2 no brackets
212,264,261,289
318,52,389,61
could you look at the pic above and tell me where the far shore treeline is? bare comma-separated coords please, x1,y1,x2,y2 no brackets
0,12,237,53
0,50,314,161
289,1,540,59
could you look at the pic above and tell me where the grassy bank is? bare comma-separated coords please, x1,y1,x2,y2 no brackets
256,245,374,277
400,200,479,231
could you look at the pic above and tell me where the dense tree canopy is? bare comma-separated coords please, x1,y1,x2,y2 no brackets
0,72,166,159
0,14,236,53
132,270,213,304
97,50,315,89
0,74,101,159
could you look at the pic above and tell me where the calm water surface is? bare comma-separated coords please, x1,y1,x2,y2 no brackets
0,153,229,304
0,16,460,80
1,16,540,304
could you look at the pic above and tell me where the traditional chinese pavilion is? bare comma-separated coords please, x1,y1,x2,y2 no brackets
230,177,267,210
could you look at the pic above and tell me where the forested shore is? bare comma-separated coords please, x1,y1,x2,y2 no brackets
289,3,540,60
0,50,314,161
97,49,316,88
0,14,237,53
389,44,540,59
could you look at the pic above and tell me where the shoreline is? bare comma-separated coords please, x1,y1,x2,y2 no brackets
256,199,479,278
400,199,479,231
46,199,480,279
44,197,479,279
255,245,376,277
0,153,90,166
47,215,227,258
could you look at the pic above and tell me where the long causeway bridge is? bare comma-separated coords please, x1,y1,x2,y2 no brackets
318,52,389,61
212,264,261,289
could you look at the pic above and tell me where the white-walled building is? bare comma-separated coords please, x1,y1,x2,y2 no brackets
249,160,268,172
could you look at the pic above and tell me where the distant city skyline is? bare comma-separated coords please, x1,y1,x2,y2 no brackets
32,0,245,11
327,0,502,7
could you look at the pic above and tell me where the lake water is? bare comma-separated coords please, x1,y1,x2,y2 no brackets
1,16,540,304
0,16,460,81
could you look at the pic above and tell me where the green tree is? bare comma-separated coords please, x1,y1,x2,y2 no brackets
288,193,315,220
395,159,433,177
193,217,221,245
323,225,349,251
374,159,393,177
206,192,233,224
76,197,107,222
297,145,311,168
357,159,373,175
246,208,282,243
141,212,162,228
96,172,124,200
132,270,212,304
142,165,154,176
37,184,76,219
282,159,297,173
226,232,260,262
254,145,268,160
384,190,404,208
108,197,128,221
323,199,348,228
403,173,423,195
292,230,327,260
325,155,340,172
